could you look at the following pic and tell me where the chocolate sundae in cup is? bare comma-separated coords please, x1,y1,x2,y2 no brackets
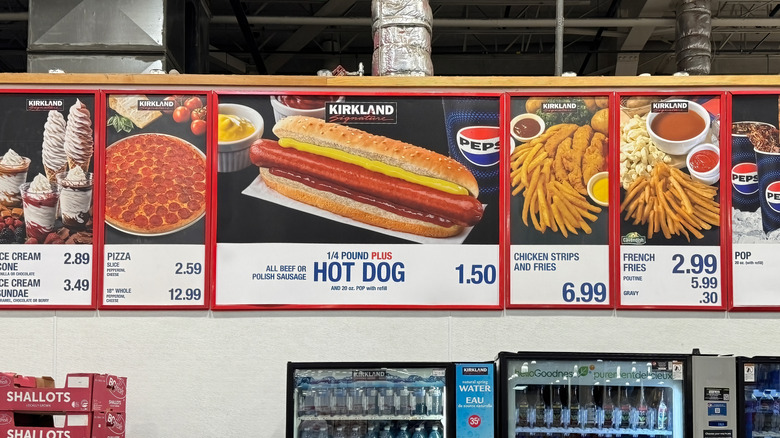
0,149,31,208
56,167,93,230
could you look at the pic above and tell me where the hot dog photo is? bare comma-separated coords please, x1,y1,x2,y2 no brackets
216,94,500,245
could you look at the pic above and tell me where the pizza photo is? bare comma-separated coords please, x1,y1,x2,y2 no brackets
105,133,206,236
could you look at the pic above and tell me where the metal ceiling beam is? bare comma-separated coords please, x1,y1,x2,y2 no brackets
211,15,780,28
263,0,358,74
229,0,267,74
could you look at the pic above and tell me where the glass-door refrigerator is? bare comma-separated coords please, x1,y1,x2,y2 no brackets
737,356,780,438
287,362,452,438
497,352,692,438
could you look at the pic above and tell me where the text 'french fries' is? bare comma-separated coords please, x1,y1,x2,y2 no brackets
619,161,720,241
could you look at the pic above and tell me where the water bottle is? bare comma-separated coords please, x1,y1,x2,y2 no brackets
300,426,313,438
314,386,332,416
760,389,774,431
378,425,393,438
398,387,412,416
315,425,328,438
348,386,365,416
348,425,362,438
366,425,379,438
379,388,395,416
592,385,605,429
657,389,668,430
334,425,347,438
395,424,410,438
428,387,442,416
427,425,442,438
412,387,427,415
365,388,379,415
411,426,425,438
333,386,348,416
515,385,529,427
299,389,316,416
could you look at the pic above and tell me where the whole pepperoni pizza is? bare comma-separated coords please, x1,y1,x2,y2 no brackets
105,133,206,235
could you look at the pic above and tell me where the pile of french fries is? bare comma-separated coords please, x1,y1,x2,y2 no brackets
510,126,603,237
620,161,719,241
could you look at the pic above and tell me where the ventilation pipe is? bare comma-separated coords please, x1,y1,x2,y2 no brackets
675,0,712,75
371,0,433,76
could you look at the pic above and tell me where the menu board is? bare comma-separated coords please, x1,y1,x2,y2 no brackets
730,93,780,308
0,92,96,307
214,93,501,308
101,93,209,308
507,94,612,307
617,94,724,309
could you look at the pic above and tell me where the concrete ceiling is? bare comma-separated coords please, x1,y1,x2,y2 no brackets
2,0,780,76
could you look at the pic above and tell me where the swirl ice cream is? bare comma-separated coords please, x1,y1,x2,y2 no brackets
56,167,93,230
42,110,68,182
63,99,94,172
21,173,60,241
0,149,31,207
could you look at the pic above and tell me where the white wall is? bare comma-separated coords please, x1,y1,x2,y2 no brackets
1,309,776,437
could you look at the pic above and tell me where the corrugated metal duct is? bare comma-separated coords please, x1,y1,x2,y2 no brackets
675,0,712,75
371,0,433,76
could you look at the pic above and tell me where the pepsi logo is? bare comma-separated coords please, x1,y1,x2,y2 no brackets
0,376,10,387
732,162,758,195
766,181,780,213
456,126,500,167
0,413,11,425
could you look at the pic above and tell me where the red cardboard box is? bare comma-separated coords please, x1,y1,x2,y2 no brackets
0,373,127,413
91,412,125,438
0,411,92,438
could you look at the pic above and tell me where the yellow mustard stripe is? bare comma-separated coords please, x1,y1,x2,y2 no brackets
278,138,468,196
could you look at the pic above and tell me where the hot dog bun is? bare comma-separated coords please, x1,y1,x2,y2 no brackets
273,115,479,197
259,168,464,238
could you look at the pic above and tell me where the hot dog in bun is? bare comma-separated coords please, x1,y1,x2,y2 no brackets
249,115,484,238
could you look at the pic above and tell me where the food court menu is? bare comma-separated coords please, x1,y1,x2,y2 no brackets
617,94,724,309
0,92,95,307
730,93,780,308
508,94,612,307
214,93,500,308
101,93,208,308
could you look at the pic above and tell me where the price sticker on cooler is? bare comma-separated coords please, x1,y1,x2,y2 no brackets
507,94,612,307
101,93,209,308
618,93,724,309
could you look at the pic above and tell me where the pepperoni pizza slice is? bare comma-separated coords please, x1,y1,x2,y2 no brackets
105,133,206,235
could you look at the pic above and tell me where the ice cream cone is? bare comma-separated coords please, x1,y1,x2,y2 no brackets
67,156,92,173
44,163,68,183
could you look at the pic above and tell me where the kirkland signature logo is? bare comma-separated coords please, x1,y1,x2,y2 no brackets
326,102,397,124
352,370,387,381
26,99,64,111
462,367,489,375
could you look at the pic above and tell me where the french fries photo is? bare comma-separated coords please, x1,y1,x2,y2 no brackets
620,161,719,242
510,115,608,236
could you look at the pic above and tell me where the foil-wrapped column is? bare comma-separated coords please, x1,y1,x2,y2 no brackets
372,0,433,76
675,0,712,75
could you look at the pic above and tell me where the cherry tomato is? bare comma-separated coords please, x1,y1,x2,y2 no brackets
190,107,207,121
184,96,203,111
172,106,190,123
190,119,207,136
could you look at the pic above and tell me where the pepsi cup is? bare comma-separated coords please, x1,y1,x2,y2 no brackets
731,122,763,211
755,148,780,233
441,97,500,197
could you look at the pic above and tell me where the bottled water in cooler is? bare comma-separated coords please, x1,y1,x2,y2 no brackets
366,425,379,438
428,387,443,416
378,425,393,438
428,425,442,438
348,425,361,438
395,424,410,438
398,387,412,416
333,426,347,438
411,426,426,438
